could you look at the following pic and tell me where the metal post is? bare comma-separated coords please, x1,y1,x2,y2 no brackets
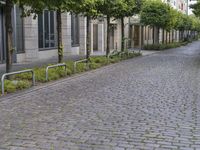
1,69,35,95
45,63,67,81
74,59,88,73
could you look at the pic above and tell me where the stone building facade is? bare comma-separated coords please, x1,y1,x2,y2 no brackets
0,0,191,64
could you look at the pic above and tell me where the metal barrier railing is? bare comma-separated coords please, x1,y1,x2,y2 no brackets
74,59,88,73
1,69,35,95
46,63,67,81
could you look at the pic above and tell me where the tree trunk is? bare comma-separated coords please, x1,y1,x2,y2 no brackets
179,30,182,42
147,26,149,45
5,0,13,73
153,26,155,44
121,17,124,52
157,27,159,44
166,31,168,44
162,29,165,44
57,9,63,63
106,16,110,57
86,16,91,62
169,31,171,43
172,30,174,43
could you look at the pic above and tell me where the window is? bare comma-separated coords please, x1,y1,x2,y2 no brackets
71,14,80,46
38,10,57,50
16,6,24,53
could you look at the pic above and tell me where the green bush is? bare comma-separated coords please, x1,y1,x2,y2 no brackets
14,69,33,80
76,63,87,73
3,80,16,93
89,62,101,69
66,61,74,72
90,56,109,66
0,80,31,94
16,80,31,90
143,42,185,50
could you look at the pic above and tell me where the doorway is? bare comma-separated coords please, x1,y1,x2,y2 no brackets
134,25,140,48
93,24,98,51
110,25,115,50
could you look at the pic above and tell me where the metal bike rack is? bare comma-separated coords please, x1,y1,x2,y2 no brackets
1,69,35,95
74,59,88,73
45,63,67,81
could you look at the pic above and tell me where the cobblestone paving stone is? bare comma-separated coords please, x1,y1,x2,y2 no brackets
1,41,200,150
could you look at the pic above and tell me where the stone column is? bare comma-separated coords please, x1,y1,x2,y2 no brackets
90,22,94,55
65,13,72,54
24,15,39,62
79,16,87,55
98,23,104,52
139,25,142,49
61,13,70,54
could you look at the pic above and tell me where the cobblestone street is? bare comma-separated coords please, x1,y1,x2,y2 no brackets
1,41,200,150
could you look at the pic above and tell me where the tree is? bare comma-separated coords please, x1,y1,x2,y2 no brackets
97,0,123,56
140,0,172,44
112,0,143,51
190,0,200,17
166,6,178,43
3,0,44,73
112,0,135,51
69,0,99,62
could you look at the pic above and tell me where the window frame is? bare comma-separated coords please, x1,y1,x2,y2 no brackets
16,6,25,54
71,14,80,47
38,10,57,51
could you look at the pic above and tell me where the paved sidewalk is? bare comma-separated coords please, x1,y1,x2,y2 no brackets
0,55,85,76
0,50,158,76
0,41,200,149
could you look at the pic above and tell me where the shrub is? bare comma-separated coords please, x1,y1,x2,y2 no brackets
143,42,185,50
76,63,87,73
16,80,31,90
3,80,16,93
0,80,31,94
66,61,74,72
89,62,101,69
90,56,109,66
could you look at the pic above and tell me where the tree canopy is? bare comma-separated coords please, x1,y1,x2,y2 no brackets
190,0,200,17
140,0,173,30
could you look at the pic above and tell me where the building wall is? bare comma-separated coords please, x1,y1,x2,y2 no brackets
2,0,188,64
16,12,87,63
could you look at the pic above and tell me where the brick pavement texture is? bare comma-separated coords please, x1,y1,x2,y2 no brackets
1,41,200,150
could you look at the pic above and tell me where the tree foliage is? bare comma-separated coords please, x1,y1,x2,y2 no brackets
190,0,200,17
140,0,173,30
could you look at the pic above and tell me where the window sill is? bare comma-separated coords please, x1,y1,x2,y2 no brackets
39,47,58,51
16,51,25,54
72,44,80,47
